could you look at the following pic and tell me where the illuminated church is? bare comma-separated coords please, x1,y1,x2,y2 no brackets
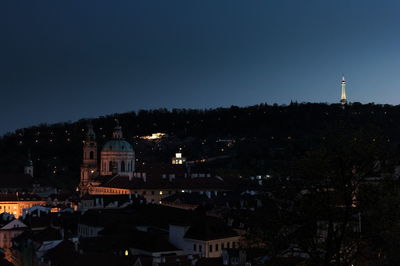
78,124,227,202
78,124,135,195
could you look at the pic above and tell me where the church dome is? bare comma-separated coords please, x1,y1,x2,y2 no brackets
100,124,135,177
102,139,133,152
101,125,133,152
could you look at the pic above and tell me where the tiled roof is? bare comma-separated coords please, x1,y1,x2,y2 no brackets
101,175,227,190
136,163,187,178
0,193,43,201
81,194,140,208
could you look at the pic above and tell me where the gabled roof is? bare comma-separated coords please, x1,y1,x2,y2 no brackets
0,219,27,230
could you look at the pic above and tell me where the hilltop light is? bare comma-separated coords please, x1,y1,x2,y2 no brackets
140,133,166,140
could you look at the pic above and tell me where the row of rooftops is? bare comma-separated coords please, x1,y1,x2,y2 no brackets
0,193,43,202
100,174,227,190
6,201,246,265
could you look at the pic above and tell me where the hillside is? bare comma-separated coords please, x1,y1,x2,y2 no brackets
1,102,400,189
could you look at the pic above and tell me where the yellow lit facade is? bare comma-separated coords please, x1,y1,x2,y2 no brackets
172,153,186,165
0,200,46,218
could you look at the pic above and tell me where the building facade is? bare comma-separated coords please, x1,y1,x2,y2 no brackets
0,194,46,218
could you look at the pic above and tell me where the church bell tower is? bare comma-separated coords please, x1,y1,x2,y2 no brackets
79,124,98,195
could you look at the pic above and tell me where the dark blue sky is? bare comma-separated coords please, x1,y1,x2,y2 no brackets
1,0,400,134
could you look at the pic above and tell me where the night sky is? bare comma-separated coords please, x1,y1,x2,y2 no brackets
1,0,400,135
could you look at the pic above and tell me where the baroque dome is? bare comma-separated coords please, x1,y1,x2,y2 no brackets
101,125,134,153
102,140,133,152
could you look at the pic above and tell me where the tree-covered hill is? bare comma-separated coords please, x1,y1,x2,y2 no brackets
1,102,400,189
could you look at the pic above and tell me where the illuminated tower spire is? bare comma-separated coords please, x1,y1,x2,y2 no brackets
340,76,347,105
